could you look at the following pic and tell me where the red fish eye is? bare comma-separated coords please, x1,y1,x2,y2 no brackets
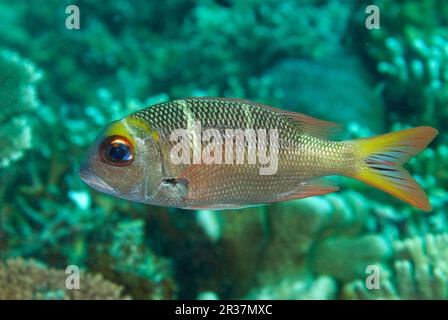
99,135,134,167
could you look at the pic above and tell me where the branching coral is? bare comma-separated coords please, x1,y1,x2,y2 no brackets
0,50,41,168
342,233,448,299
90,219,177,299
191,191,392,298
177,0,353,95
0,258,129,299
0,46,175,299
358,0,448,127
0,81,162,259
409,143,448,201
311,235,392,282
0,0,354,105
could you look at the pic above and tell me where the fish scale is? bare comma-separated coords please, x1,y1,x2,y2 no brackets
130,98,352,208
81,97,437,211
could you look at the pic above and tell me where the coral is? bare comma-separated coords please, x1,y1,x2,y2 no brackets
0,258,129,299
0,86,164,262
342,233,448,299
0,50,41,168
90,219,178,299
154,191,376,299
245,274,337,300
188,191,388,298
0,0,354,106
197,291,219,300
0,51,174,299
177,0,353,96
358,0,448,127
311,235,392,282
181,206,267,298
409,143,448,201
0,0,446,301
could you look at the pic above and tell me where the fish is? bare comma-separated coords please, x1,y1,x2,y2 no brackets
79,97,438,211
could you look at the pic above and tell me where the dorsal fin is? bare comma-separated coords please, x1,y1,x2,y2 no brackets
184,97,342,139
274,109,342,139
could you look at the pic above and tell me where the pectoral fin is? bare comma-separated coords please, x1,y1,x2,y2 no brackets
153,178,189,203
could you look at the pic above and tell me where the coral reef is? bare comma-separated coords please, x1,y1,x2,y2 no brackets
343,233,448,299
191,191,393,298
357,0,448,127
245,275,338,300
0,0,446,300
90,219,178,299
0,50,41,169
311,234,391,282
0,258,128,299
0,0,355,106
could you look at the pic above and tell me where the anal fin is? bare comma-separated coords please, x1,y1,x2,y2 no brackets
267,178,339,203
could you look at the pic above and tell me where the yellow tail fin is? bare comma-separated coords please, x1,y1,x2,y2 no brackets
352,126,438,211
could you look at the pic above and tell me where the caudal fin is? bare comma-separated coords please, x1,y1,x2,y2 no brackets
352,126,438,211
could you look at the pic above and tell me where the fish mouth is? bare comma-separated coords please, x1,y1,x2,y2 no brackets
79,165,115,194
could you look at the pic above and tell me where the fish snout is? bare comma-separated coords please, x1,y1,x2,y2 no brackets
79,163,115,194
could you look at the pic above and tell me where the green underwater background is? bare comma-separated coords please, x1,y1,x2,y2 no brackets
0,0,447,299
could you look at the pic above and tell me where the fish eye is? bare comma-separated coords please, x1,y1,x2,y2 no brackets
100,135,134,167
